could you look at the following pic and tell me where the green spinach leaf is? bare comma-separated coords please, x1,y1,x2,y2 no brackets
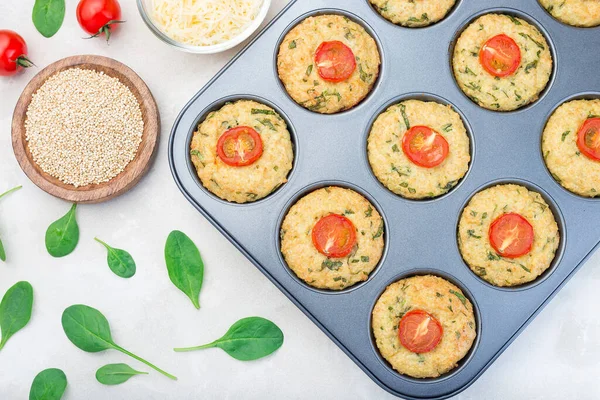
0,185,22,201
164,231,204,309
61,304,177,380
0,281,34,351
45,204,79,258
95,238,136,278
32,0,65,38
29,368,67,400
174,317,284,361
0,240,5,262
0,185,22,262
96,363,148,385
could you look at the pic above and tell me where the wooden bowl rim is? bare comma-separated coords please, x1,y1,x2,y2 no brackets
11,54,160,204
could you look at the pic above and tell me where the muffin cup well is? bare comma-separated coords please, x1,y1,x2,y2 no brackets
273,8,385,115
185,94,299,206
456,177,566,291
275,180,390,295
448,7,558,114
368,268,482,384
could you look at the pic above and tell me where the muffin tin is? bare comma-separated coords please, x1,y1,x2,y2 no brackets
168,1,600,398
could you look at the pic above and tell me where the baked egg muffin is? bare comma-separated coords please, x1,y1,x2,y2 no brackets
369,0,457,27
539,0,600,27
452,13,553,111
458,184,560,287
280,186,384,290
277,14,381,114
190,100,294,203
542,99,600,197
372,275,477,378
368,99,471,199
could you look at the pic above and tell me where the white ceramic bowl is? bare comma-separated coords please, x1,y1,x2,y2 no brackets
137,0,272,54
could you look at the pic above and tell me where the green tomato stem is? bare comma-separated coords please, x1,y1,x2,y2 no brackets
173,342,215,352
0,186,22,201
112,344,177,380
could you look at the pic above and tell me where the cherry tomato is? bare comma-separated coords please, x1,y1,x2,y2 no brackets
398,310,443,354
314,41,356,82
0,30,33,77
479,34,521,78
312,214,357,258
76,0,124,42
402,126,450,168
217,126,263,167
577,117,600,161
489,213,534,258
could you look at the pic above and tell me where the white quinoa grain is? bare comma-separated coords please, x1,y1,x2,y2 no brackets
25,68,144,187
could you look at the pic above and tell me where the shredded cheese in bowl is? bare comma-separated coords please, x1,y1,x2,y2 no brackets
150,0,265,47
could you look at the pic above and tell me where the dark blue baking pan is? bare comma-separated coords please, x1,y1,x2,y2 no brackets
168,1,600,398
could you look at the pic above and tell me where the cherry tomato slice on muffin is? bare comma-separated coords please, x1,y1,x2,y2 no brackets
77,0,124,42
577,117,600,161
402,126,450,168
0,30,34,77
489,213,534,258
398,310,443,354
479,34,521,78
314,41,357,82
312,214,357,258
217,126,263,167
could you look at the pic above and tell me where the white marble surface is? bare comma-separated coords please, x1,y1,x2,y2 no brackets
1,1,599,399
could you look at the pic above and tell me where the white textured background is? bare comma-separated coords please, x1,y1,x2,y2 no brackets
1,1,599,399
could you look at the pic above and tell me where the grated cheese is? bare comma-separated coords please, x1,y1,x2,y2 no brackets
151,0,264,47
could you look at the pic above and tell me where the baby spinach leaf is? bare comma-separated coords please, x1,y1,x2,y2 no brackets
174,317,284,361
45,204,79,258
0,185,22,262
94,238,136,278
0,281,34,351
32,0,65,38
96,363,148,385
29,368,67,400
61,304,113,352
164,231,204,309
61,305,177,380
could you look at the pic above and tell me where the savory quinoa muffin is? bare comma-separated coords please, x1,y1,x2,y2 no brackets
458,184,560,287
277,14,380,114
539,0,600,27
368,100,470,199
190,100,294,203
280,187,384,290
369,0,457,27
542,99,600,197
372,275,476,378
452,13,553,111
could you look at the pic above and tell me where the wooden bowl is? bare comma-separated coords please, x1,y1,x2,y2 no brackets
11,55,160,204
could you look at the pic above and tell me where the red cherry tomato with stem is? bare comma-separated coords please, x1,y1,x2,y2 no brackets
398,310,443,354
577,118,600,162
217,126,263,167
0,30,34,77
479,34,521,78
402,126,450,168
314,41,357,82
312,214,357,258
77,0,125,43
488,213,534,258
